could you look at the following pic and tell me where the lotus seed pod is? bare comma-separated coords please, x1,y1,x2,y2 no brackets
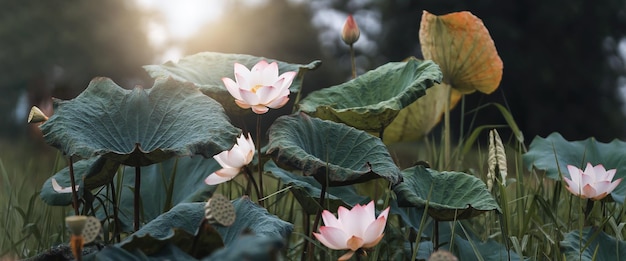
28,106,48,123
82,216,101,244
428,250,458,261
204,194,236,226
65,216,88,236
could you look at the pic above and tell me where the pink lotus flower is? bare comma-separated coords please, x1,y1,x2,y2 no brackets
205,133,255,185
222,60,297,114
313,201,389,260
341,15,360,46
564,163,622,200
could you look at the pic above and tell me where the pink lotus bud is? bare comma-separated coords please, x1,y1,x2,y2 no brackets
341,15,360,45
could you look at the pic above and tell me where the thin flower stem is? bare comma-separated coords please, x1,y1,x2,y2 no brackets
134,166,141,231
443,85,451,169
308,182,328,260
190,218,207,256
350,44,357,79
303,212,311,261
68,157,79,216
243,166,262,202
256,115,264,207
584,199,593,224
433,220,440,251
109,180,121,243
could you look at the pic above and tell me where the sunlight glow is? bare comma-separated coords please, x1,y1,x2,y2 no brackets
137,0,225,40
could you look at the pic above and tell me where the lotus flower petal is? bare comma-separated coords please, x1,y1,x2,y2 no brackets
223,60,297,114
314,201,387,252
564,163,621,200
205,133,254,185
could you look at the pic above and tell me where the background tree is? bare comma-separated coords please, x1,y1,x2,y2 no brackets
0,0,153,137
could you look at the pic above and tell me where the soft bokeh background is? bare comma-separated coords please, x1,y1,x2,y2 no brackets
2,0,626,151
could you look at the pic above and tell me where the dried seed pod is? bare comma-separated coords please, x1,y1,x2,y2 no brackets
82,216,101,244
204,194,236,226
65,216,88,236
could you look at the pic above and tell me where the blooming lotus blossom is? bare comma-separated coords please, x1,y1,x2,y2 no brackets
564,163,622,200
51,178,79,193
222,60,297,114
313,201,389,260
205,133,255,185
341,15,360,46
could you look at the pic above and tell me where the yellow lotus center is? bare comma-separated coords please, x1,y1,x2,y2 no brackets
251,84,263,93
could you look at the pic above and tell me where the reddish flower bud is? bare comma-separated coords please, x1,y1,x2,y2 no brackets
341,15,360,45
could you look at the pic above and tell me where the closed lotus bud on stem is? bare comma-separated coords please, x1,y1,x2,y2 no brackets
341,15,360,46
28,106,48,123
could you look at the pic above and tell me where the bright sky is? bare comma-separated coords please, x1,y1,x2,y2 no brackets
135,0,228,62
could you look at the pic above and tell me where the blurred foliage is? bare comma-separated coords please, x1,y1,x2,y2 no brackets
3,0,626,143
186,0,626,142
0,0,153,136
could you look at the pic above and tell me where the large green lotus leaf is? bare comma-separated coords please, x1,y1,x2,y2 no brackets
90,244,196,261
97,156,221,232
41,156,120,206
119,202,223,257
119,197,292,259
561,227,626,260
266,113,402,186
453,234,524,261
394,166,500,221
298,58,442,131
264,160,369,215
143,52,320,114
202,235,286,261
523,132,626,203
383,83,462,143
40,77,240,166
213,196,293,244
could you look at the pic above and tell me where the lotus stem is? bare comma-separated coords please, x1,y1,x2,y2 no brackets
109,180,121,243
70,234,84,261
243,166,262,203
443,85,451,169
303,212,311,261
256,115,265,207
584,199,593,224
68,157,80,216
134,166,141,231
308,181,328,260
433,220,440,251
190,218,207,257
350,44,357,79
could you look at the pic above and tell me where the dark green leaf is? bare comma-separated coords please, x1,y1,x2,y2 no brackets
119,203,223,257
41,157,120,206
143,52,320,114
394,166,500,221
213,196,293,244
98,156,221,232
107,197,292,260
561,227,626,260
40,77,240,166
264,160,369,215
523,132,626,203
298,58,442,131
266,113,402,186
202,235,285,261
453,234,523,261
